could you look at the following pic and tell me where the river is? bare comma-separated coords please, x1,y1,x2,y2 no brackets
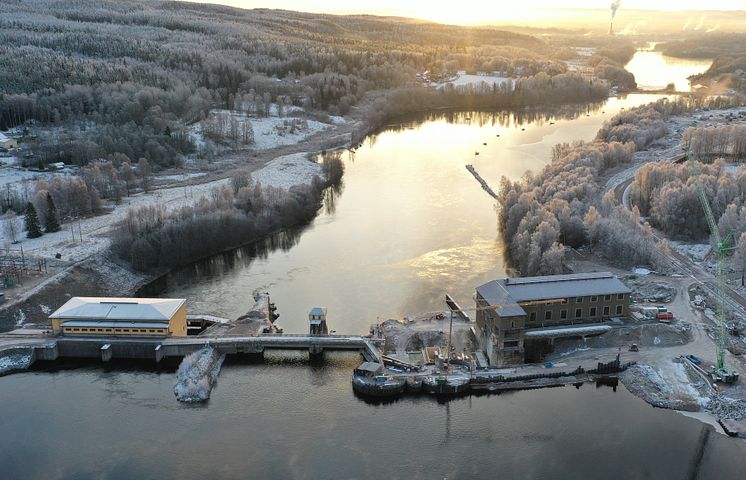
144,94,668,335
6,94,746,479
625,50,712,93
2,355,745,479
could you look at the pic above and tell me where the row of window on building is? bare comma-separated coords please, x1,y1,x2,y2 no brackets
557,293,626,304
529,304,625,322
62,327,167,335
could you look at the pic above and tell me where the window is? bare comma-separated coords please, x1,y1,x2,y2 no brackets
529,312,536,322
617,293,624,300
590,307,597,317
603,306,610,316
560,309,567,319
576,297,583,303
616,305,623,315
604,295,611,301
545,311,552,321
575,308,582,318
123,329,130,332
504,341,519,348
511,321,515,328
590,296,597,302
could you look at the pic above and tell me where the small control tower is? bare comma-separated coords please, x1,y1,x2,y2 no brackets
309,307,328,335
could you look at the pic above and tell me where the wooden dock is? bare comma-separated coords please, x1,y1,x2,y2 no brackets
465,164,498,200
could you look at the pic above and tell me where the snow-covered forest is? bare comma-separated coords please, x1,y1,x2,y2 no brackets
1,0,602,169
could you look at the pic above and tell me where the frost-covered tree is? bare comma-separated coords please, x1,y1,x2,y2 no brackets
2,211,22,244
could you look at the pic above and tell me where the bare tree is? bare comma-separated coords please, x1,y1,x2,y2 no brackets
2,211,22,244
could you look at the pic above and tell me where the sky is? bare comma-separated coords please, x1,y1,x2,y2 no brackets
182,0,746,25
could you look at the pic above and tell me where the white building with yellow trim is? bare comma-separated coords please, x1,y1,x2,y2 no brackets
50,297,187,337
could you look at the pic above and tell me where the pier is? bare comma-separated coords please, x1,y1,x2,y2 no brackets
465,164,498,200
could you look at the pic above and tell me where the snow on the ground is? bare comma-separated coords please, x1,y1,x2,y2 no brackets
0,152,324,262
252,153,323,189
0,349,33,375
435,71,514,89
723,164,744,177
189,106,334,152
669,241,711,262
633,267,652,275
174,347,226,402
155,173,208,183
0,166,53,189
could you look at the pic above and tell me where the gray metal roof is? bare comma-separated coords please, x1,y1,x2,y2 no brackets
355,362,383,373
309,307,327,316
477,272,630,317
61,321,169,329
50,297,185,322
475,281,526,317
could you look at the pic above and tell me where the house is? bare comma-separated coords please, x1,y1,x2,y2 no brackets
0,132,17,149
49,297,188,337
475,272,631,366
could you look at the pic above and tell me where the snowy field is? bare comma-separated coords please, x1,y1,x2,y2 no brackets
252,153,322,189
190,107,338,152
0,154,325,262
436,71,514,89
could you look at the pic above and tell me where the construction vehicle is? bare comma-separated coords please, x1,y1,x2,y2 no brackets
655,306,674,322
686,149,740,384
629,343,639,352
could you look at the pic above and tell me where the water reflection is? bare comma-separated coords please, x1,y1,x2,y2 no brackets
625,51,712,92
151,94,669,333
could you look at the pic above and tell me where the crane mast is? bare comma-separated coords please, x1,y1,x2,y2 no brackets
686,150,738,382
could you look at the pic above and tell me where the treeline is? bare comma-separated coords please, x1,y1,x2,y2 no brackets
0,0,573,169
683,125,746,160
112,154,344,271
629,160,746,239
595,97,732,149
357,73,608,144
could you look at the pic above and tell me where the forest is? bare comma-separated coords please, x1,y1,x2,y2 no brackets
0,0,589,169
496,97,737,276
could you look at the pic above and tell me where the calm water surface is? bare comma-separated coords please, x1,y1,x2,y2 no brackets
1,355,745,479
625,51,712,92
149,95,668,334
4,96,746,478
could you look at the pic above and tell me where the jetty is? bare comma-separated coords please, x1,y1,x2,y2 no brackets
465,164,498,200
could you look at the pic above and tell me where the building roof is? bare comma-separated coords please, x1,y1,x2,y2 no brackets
477,272,630,317
309,307,327,316
0,132,9,142
50,297,185,322
355,362,383,373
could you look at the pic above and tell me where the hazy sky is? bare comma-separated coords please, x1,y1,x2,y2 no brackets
185,0,745,24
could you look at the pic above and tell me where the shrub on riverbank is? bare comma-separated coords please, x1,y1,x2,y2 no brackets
113,165,339,272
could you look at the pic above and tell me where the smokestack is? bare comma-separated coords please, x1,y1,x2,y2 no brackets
609,0,621,35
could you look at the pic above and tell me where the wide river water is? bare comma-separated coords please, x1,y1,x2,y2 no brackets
146,94,670,334
5,94,746,478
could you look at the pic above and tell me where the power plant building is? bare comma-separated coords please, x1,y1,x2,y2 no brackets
475,272,631,366
50,297,188,337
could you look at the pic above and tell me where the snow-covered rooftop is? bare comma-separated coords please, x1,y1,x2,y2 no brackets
49,297,185,322
0,132,9,142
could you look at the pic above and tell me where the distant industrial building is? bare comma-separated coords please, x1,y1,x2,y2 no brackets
475,272,631,366
50,297,187,337
0,132,17,149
